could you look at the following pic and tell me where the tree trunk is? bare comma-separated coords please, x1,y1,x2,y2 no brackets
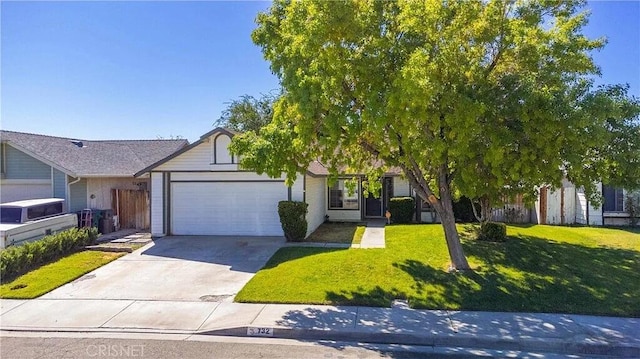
438,196,470,270
395,161,471,271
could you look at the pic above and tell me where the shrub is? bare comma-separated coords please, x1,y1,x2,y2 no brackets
388,197,415,223
477,222,507,242
0,227,99,282
453,196,479,222
278,201,309,242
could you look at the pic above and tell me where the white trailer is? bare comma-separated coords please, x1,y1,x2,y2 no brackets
0,198,77,248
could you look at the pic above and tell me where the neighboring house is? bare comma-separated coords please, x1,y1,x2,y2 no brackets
535,179,639,226
0,130,188,228
136,127,429,238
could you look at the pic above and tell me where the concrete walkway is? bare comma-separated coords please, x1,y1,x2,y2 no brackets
1,299,638,357
359,219,386,248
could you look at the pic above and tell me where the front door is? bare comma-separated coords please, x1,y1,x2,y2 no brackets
365,194,382,217
364,177,394,218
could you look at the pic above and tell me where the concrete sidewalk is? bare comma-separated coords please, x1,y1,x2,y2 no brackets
1,298,638,357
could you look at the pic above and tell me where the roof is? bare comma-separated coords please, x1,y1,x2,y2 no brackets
0,130,188,177
132,127,404,178
306,160,403,177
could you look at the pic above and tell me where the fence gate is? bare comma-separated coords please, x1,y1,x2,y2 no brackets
111,189,150,230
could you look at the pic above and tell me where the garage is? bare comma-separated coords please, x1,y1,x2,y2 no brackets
170,181,287,236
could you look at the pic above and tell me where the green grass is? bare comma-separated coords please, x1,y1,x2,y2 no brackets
0,250,125,299
235,224,640,317
304,222,366,244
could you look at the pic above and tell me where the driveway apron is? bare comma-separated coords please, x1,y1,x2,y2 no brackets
41,236,284,302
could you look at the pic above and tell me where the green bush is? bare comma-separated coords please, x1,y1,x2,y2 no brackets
0,227,99,282
278,201,309,242
453,196,479,222
477,222,507,242
389,197,415,223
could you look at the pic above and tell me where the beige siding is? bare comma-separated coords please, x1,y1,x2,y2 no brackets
156,140,215,171
420,211,440,223
151,172,165,236
86,177,148,210
170,172,287,182
326,209,361,222
291,174,304,202
305,175,326,237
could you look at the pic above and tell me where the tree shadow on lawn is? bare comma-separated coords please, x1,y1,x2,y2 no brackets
319,235,639,317
397,235,640,317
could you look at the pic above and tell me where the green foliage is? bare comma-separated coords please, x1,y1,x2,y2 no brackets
0,227,99,283
232,0,635,269
477,222,507,242
216,93,277,133
277,201,309,242
389,197,415,224
237,224,640,316
453,196,479,223
0,251,124,299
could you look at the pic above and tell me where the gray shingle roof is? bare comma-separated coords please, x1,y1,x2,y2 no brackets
0,130,188,177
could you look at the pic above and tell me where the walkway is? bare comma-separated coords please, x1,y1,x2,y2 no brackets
1,299,638,357
359,219,386,248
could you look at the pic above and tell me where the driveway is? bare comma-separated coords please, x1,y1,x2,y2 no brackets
42,236,284,301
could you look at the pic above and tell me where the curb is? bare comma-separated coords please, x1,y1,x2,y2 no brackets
199,326,640,358
3,325,639,357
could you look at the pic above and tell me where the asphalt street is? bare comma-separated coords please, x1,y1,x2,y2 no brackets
0,334,584,359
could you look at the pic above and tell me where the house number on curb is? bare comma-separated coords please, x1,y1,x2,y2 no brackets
247,327,273,337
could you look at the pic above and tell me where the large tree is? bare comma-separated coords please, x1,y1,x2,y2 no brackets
230,0,613,270
216,93,277,132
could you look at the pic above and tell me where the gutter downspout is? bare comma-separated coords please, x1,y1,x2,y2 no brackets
67,176,82,213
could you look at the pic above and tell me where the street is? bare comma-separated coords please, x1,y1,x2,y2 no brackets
0,333,552,359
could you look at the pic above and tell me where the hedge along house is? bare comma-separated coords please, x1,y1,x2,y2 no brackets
0,130,188,228
135,127,438,238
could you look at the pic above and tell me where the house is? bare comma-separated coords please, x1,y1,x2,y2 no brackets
135,127,440,238
536,179,639,226
0,130,188,228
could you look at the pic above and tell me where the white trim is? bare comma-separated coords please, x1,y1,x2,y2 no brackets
51,167,55,195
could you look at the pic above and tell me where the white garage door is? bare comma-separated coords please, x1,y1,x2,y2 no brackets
171,182,287,236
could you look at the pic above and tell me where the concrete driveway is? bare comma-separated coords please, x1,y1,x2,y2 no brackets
42,236,284,302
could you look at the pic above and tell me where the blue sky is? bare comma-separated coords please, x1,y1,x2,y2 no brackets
1,1,639,142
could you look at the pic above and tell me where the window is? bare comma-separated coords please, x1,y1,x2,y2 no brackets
27,202,63,221
0,207,22,224
329,180,359,210
603,185,624,212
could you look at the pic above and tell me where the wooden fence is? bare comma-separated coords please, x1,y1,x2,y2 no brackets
111,189,150,230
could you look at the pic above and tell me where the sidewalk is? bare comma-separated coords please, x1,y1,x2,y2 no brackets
1,298,638,357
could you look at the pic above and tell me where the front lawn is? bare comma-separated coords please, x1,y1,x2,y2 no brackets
235,224,640,317
0,250,125,299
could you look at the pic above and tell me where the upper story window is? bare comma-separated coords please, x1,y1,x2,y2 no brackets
212,134,234,164
603,185,624,212
329,179,359,210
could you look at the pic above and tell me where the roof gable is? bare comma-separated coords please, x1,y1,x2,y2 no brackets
134,127,235,176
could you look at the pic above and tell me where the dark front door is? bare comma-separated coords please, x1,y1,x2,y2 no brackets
365,194,382,217
364,177,394,217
